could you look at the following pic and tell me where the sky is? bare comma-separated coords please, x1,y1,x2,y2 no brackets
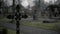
4,0,58,8
21,0,35,8
44,0,57,4
21,0,58,8
4,0,35,8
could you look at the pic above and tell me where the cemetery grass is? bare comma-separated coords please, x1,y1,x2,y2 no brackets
0,18,10,23
0,26,23,34
0,17,16,23
21,21,60,31
0,17,60,30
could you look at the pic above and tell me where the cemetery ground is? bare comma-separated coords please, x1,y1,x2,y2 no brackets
0,26,23,34
21,21,60,31
0,17,60,31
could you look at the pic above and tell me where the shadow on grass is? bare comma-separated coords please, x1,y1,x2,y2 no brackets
0,26,23,34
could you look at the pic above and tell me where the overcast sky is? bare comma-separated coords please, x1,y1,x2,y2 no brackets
44,0,57,4
4,0,35,8
4,0,58,8
21,0,35,8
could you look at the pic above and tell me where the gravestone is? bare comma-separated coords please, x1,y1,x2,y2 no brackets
43,19,57,23
6,15,14,19
6,15,14,23
22,14,28,19
52,17,60,20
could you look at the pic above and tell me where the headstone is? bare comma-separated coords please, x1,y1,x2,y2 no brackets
43,19,57,23
6,15,14,19
22,14,28,19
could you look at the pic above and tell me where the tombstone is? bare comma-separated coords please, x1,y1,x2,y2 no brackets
15,5,28,34
43,19,57,23
43,21,49,23
6,15,14,23
16,5,20,12
6,15,14,19
22,14,28,19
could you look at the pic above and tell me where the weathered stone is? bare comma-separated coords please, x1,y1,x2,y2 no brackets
43,19,57,23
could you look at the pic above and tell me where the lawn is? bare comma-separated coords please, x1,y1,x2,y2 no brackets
0,26,23,34
21,21,60,30
0,17,60,30
0,18,10,23
0,17,16,23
